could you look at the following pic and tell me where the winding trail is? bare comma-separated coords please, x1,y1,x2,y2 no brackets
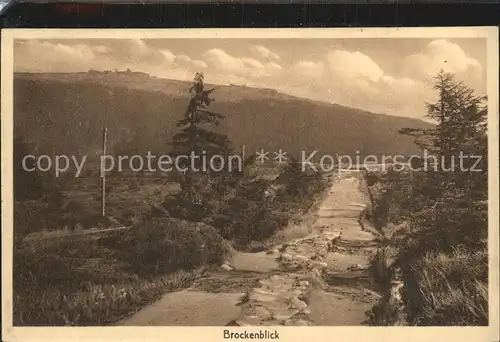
118,170,380,326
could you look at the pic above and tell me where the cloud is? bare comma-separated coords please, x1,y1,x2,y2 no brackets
173,54,208,70
14,40,210,81
191,60,209,69
106,39,169,67
291,60,324,79
266,62,282,72
127,39,150,55
92,45,111,54
403,39,482,80
327,50,384,83
14,40,113,72
160,49,177,64
250,45,280,61
203,48,282,79
15,41,282,88
281,49,432,118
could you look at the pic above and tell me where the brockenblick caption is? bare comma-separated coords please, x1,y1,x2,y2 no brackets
223,329,280,340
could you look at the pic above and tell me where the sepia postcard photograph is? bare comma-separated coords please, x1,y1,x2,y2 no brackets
1,28,499,342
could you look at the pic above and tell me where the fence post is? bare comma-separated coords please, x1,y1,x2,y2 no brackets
101,127,107,217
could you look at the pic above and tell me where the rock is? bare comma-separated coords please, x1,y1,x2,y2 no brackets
150,204,170,217
310,255,324,261
390,281,404,301
248,241,266,252
221,263,233,271
298,280,309,287
294,255,309,264
274,311,299,322
283,261,302,271
309,260,328,270
251,290,281,303
226,319,240,326
278,244,289,253
234,318,260,326
280,253,293,262
306,270,326,290
290,297,307,310
318,248,328,258
254,306,273,320
348,263,370,271
284,318,310,326
265,275,286,286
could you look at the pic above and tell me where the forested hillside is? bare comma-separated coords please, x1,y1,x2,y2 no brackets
14,71,433,166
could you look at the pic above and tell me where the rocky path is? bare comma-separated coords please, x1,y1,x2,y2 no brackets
231,171,380,326
119,171,380,326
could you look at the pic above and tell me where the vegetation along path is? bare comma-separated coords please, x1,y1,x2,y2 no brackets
118,170,381,326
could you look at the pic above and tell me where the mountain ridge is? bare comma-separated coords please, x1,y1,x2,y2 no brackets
15,71,430,124
14,71,434,166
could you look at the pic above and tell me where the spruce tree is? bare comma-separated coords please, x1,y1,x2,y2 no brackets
401,70,487,160
400,70,487,198
399,70,488,253
171,73,233,208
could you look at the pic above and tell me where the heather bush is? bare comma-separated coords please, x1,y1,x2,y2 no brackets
108,217,229,276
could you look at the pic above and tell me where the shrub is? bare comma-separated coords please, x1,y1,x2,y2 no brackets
110,217,228,276
211,196,289,246
162,194,209,222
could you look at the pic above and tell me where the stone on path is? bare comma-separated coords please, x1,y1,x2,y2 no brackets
221,264,234,271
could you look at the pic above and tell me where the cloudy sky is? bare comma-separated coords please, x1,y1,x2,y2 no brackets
14,38,486,120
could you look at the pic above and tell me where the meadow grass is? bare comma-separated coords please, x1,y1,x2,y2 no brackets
14,268,203,326
406,247,488,326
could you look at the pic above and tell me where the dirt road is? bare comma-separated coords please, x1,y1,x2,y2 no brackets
118,170,380,326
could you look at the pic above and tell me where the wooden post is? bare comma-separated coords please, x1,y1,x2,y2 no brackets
50,146,58,213
101,127,107,217
51,146,56,190
409,165,414,233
